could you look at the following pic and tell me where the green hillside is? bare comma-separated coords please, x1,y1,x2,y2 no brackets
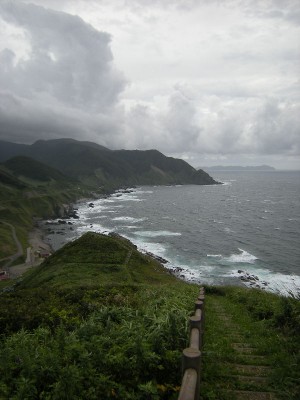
0,233,199,399
20,232,179,289
0,158,88,260
4,156,69,183
0,233,299,399
0,138,219,188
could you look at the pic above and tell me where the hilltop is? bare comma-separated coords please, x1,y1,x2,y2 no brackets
0,138,218,188
19,232,180,289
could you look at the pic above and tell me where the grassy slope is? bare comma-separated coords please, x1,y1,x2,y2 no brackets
0,139,218,188
0,232,299,399
0,160,91,260
0,233,199,399
202,286,300,399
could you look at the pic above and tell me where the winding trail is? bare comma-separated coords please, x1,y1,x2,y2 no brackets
0,221,23,271
123,249,133,282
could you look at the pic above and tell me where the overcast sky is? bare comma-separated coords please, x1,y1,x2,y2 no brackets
0,0,299,169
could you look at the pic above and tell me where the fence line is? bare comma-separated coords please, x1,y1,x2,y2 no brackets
178,287,205,400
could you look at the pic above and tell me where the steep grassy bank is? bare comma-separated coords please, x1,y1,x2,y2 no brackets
0,158,93,260
0,233,299,399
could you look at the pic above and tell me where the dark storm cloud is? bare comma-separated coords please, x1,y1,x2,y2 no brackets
0,0,126,143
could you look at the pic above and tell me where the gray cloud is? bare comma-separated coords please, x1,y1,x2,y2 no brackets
0,0,299,169
0,0,126,143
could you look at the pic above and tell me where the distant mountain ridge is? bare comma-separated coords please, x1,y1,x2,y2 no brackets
0,139,218,188
200,165,276,172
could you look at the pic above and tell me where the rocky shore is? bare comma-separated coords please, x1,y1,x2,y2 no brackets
236,269,269,290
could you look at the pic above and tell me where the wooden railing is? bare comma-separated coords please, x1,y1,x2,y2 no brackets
178,287,205,400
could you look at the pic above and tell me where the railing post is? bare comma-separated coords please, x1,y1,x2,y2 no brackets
190,314,202,349
180,348,201,400
178,287,205,400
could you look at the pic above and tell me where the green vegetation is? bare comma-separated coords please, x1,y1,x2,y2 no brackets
0,138,218,188
0,222,17,259
0,233,299,399
202,286,300,399
0,158,93,258
0,233,198,399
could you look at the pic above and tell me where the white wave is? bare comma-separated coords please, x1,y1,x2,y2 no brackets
134,190,153,194
119,225,139,229
76,223,105,234
207,254,222,258
134,230,182,238
224,227,235,233
262,199,275,204
221,181,232,186
267,273,300,298
229,268,300,298
225,249,258,264
136,240,168,256
101,198,117,203
119,196,145,202
112,216,146,222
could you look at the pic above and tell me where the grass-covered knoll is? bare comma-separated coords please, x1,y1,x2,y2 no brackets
19,232,178,289
0,233,198,399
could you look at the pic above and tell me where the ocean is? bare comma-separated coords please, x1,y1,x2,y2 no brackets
43,170,300,297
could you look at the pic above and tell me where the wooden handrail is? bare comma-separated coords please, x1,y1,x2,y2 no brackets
178,287,205,400
178,368,197,400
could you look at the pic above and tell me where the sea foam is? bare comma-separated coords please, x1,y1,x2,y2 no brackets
224,249,258,264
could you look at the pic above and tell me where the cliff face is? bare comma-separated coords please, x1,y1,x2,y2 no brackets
0,139,219,188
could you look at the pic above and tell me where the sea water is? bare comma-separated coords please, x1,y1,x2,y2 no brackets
43,171,300,297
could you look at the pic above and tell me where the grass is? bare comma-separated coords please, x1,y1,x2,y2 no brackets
0,233,299,399
201,286,300,399
0,233,199,399
0,222,17,259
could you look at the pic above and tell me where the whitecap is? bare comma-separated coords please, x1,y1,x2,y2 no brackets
119,225,139,229
224,227,235,233
134,190,153,194
112,217,146,222
134,230,182,238
225,249,258,264
229,268,300,298
76,223,105,234
220,181,232,186
136,241,168,256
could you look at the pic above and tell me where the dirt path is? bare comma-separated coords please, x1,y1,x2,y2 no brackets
0,221,23,270
0,223,52,279
123,249,133,282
